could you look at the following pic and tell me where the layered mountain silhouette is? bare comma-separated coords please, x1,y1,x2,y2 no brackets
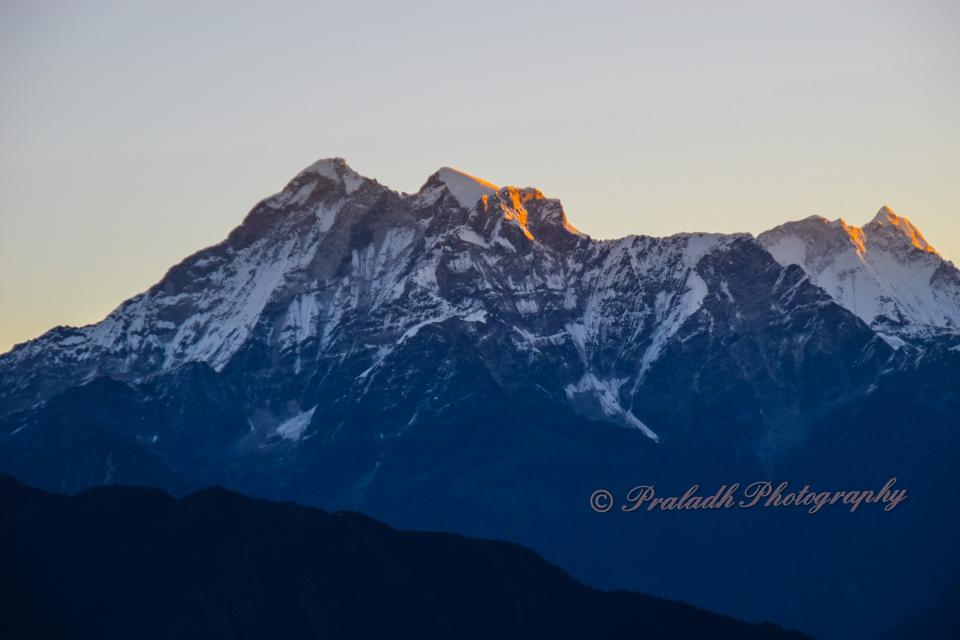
0,475,807,640
2,158,958,638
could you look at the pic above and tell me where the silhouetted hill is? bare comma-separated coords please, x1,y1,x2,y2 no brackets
881,586,960,640
0,475,805,639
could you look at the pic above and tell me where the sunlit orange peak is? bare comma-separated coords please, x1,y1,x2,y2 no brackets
869,206,939,255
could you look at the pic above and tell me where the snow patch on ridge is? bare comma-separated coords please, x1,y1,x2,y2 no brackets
638,270,708,378
564,373,659,441
306,158,342,180
304,158,365,194
276,407,316,441
436,167,498,209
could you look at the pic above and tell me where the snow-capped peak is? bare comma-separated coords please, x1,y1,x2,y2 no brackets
758,208,960,342
870,205,897,224
435,167,499,209
299,157,366,194
864,206,939,256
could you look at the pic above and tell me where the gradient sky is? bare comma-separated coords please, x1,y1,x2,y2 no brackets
1,0,958,353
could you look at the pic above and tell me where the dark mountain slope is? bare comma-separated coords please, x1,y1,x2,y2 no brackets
881,586,960,640
0,475,806,640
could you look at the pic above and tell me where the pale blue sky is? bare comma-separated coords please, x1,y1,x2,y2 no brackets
1,0,958,352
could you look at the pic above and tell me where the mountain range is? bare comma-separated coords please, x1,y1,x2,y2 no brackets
2,158,958,638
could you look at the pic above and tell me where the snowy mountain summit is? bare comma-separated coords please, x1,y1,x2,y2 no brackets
433,167,499,209
758,206,960,344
